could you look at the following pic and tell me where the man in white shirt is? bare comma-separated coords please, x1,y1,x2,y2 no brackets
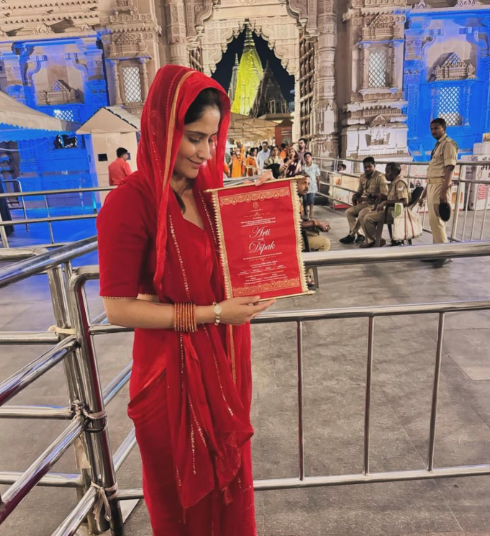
256,141,271,170
302,152,321,218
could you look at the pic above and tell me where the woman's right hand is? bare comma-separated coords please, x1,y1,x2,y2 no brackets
219,296,276,325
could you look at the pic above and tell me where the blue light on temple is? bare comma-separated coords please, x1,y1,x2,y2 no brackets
404,4,490,161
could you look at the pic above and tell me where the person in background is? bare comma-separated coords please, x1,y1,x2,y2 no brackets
264,146,282,179
297,138,307,165
279,143,287,160
419,117,458,266
302,152,321,218
339,156,388,245
245,147,259,177
223,161,230,178
296,175,331,251
231,148,245,178
256,141,270,170
338,163,347,172
108,147,132,186
359,162,410,248
280,147,302,177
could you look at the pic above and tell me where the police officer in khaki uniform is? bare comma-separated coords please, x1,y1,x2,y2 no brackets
420,117,458,245
359,162,410,248
340,157,388,244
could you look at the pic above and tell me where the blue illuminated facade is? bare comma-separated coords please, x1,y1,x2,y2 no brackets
1,35,108,194
404,6,490,161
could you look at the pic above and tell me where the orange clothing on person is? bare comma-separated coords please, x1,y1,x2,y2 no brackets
108,158,132,186
280,149,287,159
245,156,258,177
231,155,245,178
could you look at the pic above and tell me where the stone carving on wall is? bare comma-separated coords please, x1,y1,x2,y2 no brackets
432,53,476,81
412,0,428,10
101,0,161,112
456,0,479,6
201,18,299,76
0,0,100,38
361,14,405,42
38,79,80,105
341,0,409,159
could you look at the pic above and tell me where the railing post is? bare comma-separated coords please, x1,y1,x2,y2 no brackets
450,180,462,242
47,263,97,532
0,206,9,249
428,313,445,472
296,321,305,481
364,317,375,475
68,272,123,535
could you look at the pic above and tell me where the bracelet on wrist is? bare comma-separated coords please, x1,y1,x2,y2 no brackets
212,302,222,326
173,303,197,332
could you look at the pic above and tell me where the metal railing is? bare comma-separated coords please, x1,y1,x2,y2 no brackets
2,230,490,534
0,186,115,249
316,157,490,243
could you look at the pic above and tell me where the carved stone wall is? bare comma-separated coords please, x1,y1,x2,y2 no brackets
100,0,161,116
340,0,410,160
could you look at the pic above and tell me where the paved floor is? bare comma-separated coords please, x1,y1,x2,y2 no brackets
1,206,490,535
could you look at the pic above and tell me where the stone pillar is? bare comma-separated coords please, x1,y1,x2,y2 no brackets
294,77,301,142
140,58,150,100
311,0,338,157
112,60,123,105
0,44,25,102
165,0,189,66
360,44,370,90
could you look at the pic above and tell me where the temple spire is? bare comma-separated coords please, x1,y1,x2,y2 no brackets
230,24,264,115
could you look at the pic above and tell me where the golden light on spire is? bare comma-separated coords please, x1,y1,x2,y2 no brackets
231,26,264,116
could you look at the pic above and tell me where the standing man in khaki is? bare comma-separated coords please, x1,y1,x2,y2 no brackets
340,157,388,244
420,117,458,245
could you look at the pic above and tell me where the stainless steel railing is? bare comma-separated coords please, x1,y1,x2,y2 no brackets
2,238,490,535
0,186,114,248
317,158,490,243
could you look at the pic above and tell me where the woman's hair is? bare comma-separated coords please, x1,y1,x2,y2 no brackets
184,87,222,125
174,88,223,212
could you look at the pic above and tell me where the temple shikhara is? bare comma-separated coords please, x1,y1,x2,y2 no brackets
1,0,490,193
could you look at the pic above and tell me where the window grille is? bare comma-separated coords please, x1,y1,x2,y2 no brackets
438,86,462,126
369,49,388,88
53,109,75,122
122,66,142,103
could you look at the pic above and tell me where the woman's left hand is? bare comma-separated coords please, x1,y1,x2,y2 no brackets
255,170,273,186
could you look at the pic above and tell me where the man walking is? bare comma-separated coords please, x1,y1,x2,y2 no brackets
420,118,458,245
108,147,132,186
339,157,388,244
257,141,271,170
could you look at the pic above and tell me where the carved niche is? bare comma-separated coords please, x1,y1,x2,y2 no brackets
361,14,406,42
366,115,390,146
432,53,476,82
38,79,80,105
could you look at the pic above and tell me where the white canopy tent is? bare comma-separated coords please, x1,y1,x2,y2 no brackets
0,91,77,142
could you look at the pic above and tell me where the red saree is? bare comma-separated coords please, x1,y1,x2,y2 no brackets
97,66,256,535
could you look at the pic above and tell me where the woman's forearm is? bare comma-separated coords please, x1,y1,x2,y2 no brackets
103,298,215,329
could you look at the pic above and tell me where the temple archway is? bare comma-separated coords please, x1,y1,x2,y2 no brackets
170,0,337,155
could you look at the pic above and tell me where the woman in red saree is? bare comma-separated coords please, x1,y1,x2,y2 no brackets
97,66,274,535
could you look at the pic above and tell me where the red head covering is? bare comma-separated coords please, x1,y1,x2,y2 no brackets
122,66,253,514
135,65,231,297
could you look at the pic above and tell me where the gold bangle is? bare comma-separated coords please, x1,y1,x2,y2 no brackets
174,302,198,332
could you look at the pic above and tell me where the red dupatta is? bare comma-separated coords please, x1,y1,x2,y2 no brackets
126,66,254,511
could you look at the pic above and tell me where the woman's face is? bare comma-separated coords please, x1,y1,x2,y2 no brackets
271,147,278,157
288,148,295,159
174,106,221,180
